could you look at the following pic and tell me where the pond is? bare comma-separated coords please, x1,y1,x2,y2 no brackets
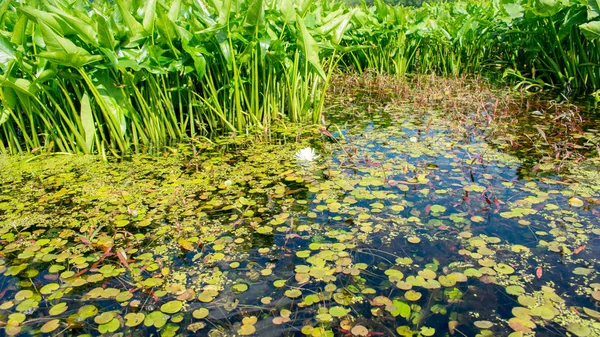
0,99,599,337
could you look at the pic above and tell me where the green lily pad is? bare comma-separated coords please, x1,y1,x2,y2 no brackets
405,290,422,301
566,323,591,336
40,283,60,295
329,306,349,318
420,326,435,336
232,283,249,293
284,289,302,298
161,300,183,314
40,319,60,333
94,312,115,324
124,313,145,327
193,308,209,319
98,318,120,333
239,324,256,335
144,310,168,328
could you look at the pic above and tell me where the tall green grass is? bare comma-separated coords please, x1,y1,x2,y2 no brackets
342,0,600,92
0,0,599,155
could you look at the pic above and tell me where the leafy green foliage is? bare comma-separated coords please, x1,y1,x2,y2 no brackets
1,0,599,155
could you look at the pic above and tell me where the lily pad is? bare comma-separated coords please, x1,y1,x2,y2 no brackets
160,300,183,314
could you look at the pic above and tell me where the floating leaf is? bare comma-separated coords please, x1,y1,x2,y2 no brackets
329,306,349,318
351,325,369,336
405,290,422,301
420,326,435,336
407,237,421,244
506,286,525,296
124,313,145,327
98,318,120,333
284,289,302,298
40,283,60,295
474,320,494,329
232,283,249,293
94,312,115,324
193,308,209,319
566,323,591,336
569,197,584,207
144,311,168,328
160,300,183,314
40,319,60,333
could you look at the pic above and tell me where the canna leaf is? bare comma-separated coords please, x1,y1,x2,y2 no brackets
0,36,16,73
143,0,158,33
503,3,525,20
95,13,116,49
182,45,207,79
47,5,98,46
580,20,600,39
296,14,326,79
588,0,600,19
37,23,101,68
280,0,296,23
244,0,264,31
168,0,183,21
114,0,146,42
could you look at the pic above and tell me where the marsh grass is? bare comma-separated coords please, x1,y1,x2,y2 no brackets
327,72,598,169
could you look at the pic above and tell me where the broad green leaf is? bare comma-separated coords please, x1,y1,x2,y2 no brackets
503,3,525,19
93,71,129,135
389,300,411,318
47,5,98,46
114,0,146,41
318,9,357,44
10,15,28,46
244,0,264,31
280,0,296,23
143,0,158,33
37,23,101,68
588,0,600,19
580,21,600,40
296,14,326,79
182,45,207,79
218,0,233,26
95,14,116,49
0,36,16,73
160,300,183,314
168,0,183,21
37,51,102,68
19,7,72,36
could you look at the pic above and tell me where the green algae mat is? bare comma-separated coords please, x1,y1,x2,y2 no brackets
0,107,599,337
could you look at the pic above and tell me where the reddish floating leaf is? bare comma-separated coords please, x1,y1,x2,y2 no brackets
536,266,543,279
573,245,586,254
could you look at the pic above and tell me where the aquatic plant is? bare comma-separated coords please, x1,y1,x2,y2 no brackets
1,0,599,155
0,103,598,336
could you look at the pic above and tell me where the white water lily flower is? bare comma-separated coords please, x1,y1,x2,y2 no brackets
295,147,319,162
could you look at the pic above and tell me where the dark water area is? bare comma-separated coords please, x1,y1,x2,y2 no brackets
0,105,599,337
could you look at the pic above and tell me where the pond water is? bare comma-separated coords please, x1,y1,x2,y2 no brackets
0,103,599,337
